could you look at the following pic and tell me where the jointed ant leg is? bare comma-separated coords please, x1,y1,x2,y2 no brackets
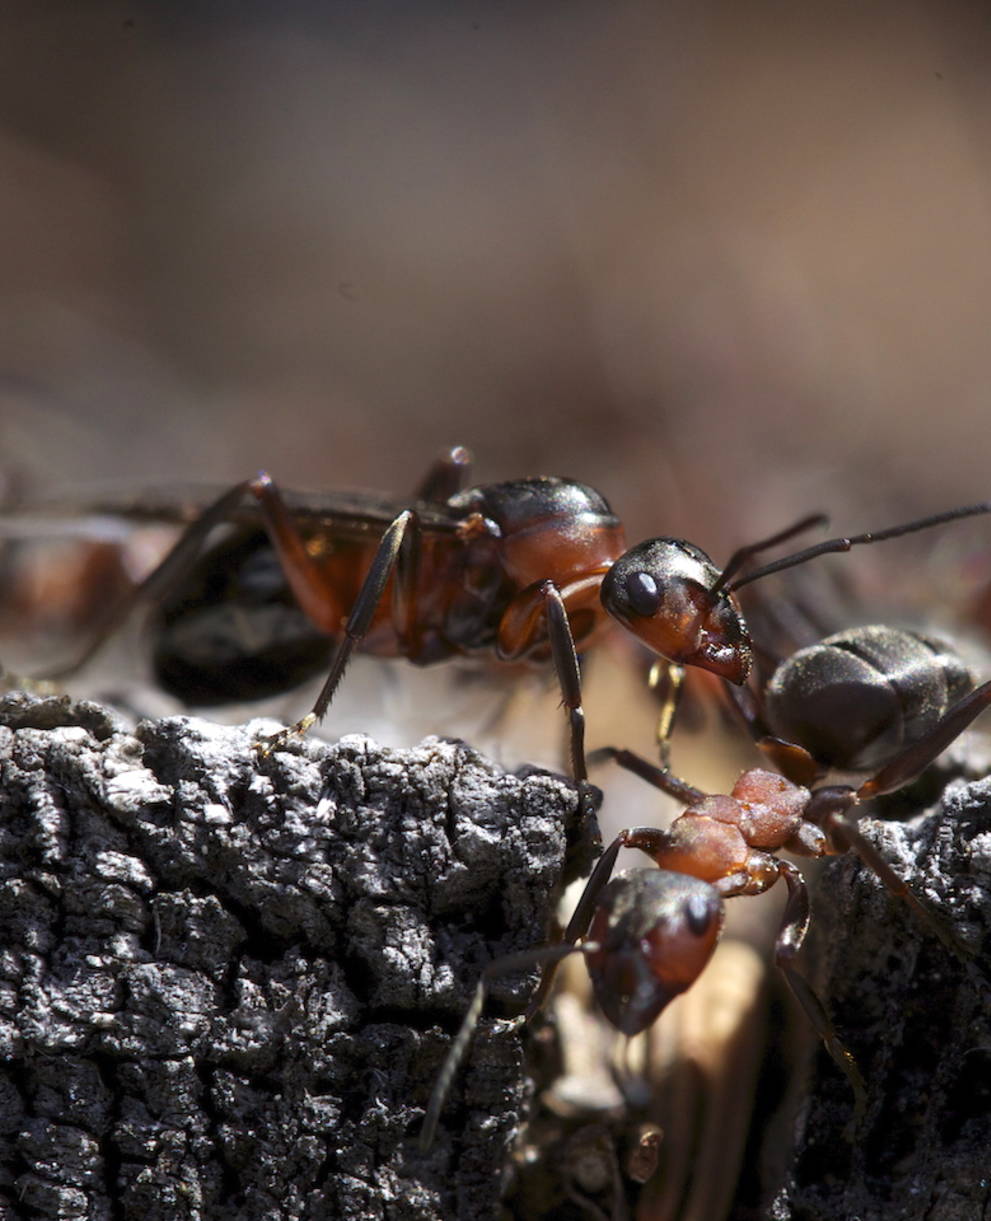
648,660,683,769
539,582,589,785
37,479,261,681
259,506,422,751
589,745,706,808
771,859,867,1115
855,679,991,803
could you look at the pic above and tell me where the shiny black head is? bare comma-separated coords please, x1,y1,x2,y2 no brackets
600,539,752,684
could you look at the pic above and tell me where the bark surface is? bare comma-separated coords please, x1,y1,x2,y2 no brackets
768,769,991,1221
0,692,596,1221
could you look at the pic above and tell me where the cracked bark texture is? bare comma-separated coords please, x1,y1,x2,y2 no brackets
0,692,596,1221
769,771,991,1221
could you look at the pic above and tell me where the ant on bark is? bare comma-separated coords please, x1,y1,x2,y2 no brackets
421,669,991,1149
13,447,991,804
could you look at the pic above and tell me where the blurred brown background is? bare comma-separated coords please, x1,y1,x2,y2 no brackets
3,0,991,552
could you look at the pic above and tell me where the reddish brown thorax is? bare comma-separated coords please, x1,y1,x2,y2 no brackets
645,768,811,888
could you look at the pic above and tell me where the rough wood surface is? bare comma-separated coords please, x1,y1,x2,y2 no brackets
0,692,597,1221
768,770,991,1221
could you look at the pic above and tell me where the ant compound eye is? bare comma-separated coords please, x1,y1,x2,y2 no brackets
626,571,661,617
683,891,718,936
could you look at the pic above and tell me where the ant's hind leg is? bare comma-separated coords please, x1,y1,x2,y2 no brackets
805,679,991,960
37,479,259,682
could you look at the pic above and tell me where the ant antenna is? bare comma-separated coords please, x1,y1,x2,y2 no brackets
710,513,828,595
725,501,991,595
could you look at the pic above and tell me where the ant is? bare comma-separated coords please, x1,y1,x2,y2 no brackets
421,672,991,1150
13,446,991,800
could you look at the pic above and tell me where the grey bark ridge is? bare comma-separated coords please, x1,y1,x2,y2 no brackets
0,692,598,1221
769,772,991,1221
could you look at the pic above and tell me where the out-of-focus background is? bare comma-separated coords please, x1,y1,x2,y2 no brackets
3,0,991,769
4,1,991,522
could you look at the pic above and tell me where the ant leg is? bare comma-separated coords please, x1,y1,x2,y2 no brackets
37,479,259,681
772,859,867,1114
714,513,828,591
524,833,627,1020
259,506,421,750
421,941,587,1151
495,580,592,783
720,681,821,787
589,745,706,808
808,679,991,966
856,679,991,801
539,582,589,784
648,660,683,768
728,501,991,593
815,796,966,958
497,571,612,787
413,445,473,503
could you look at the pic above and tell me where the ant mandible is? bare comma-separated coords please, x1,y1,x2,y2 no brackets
421,673,991,1149
28,447,991,798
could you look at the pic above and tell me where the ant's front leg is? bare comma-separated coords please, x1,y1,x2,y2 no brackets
588,744,707,808
497,578,599,798
647,659,683,769
256,489,422,753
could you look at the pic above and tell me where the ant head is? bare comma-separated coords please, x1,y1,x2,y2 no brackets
585,870,724,1036
600,539,752,684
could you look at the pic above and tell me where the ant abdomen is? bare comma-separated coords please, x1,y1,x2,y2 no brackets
764,625,974,772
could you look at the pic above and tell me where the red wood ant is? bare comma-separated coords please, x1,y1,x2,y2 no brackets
13,447,991,800
421,674,991,1150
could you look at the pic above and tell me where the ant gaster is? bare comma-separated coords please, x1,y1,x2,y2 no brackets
32,447,991,795
421,675,991,1149
727,624,978,787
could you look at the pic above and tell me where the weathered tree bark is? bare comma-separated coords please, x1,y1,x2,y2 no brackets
0,692,597,1221
768,769,991,1221
3,689,988,1221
